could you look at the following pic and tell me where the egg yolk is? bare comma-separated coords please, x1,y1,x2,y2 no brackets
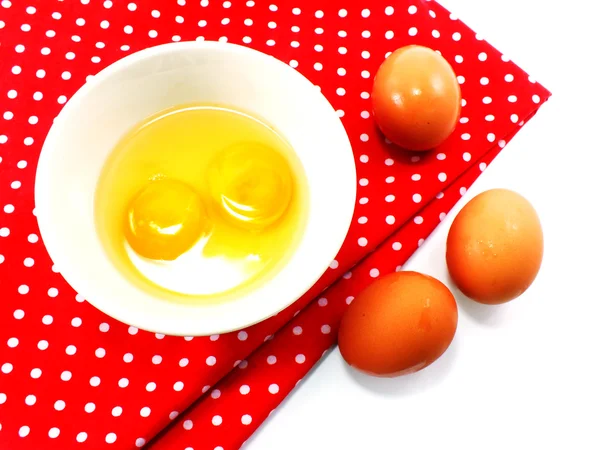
209,143,293,229
125,178,205,261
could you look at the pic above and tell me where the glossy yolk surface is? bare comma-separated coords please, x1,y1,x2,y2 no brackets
209,143,293,229
125,178,204,261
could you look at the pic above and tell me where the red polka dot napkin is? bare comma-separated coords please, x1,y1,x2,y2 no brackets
0,0,550,449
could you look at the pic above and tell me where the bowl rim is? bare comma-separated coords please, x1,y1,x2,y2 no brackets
35,40,357,336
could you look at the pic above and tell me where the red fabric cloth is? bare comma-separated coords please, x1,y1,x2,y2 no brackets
0,0,550,449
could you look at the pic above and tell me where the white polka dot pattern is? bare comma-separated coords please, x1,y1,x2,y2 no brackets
0,0,549,449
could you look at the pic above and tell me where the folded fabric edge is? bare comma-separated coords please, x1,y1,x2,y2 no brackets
236,103,550,450
143,96,550,450
145,136,509,450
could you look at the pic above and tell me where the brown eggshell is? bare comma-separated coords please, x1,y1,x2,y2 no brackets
338,271,458,377
446,188,543,305
372,45,461,151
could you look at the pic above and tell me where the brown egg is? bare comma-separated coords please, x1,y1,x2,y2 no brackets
446,189,543,305
372,45,461,151
338,271,458,377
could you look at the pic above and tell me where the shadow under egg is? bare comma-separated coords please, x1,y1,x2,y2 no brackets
341,340,459,398
446,276,512,327
373,125,444,166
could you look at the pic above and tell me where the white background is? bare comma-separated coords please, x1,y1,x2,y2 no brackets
246,0,600,448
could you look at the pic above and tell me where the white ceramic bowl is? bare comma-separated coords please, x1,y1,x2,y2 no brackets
35,41,356,336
